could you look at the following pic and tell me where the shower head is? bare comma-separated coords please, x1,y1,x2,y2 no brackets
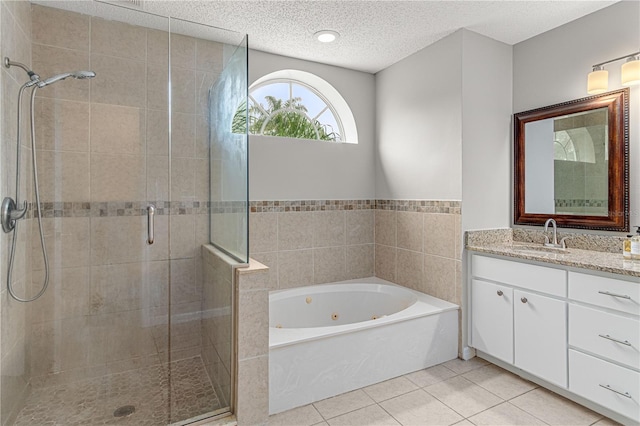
37,70,96,88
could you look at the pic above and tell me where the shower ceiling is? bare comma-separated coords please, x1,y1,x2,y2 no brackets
38,0,617,73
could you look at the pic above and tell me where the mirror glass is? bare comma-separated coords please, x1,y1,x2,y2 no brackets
524,107,608,216
514,88,629,232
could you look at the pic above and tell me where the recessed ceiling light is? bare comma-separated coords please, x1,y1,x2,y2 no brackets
314,30,339,43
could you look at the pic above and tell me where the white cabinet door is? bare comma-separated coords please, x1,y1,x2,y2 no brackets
471,279,513,363
514,289,567,388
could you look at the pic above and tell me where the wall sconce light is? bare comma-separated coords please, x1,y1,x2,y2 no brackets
587,51,640,94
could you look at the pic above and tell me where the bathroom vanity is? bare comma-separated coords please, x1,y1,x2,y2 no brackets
466,233,639,424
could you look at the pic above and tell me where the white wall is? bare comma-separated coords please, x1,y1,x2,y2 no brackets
375,31,463,200
248,49,376,200
460,30,512,231
513,1,640,232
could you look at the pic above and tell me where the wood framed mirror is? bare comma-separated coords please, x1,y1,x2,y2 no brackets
514,88,629,231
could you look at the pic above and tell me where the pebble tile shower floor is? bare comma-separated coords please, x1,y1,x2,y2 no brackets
13,356,221,426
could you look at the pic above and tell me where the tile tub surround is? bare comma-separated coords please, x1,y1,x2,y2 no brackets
466,228,640,278
249,199,461,305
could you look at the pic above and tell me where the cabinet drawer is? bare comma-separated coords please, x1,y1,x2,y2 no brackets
472,255,566,297
569,304,639,369
569,350,640,422
569,272,640,316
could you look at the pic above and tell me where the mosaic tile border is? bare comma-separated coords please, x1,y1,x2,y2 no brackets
25,201,214,219
23,199,462,218
375,199,461,214
249,199,376,212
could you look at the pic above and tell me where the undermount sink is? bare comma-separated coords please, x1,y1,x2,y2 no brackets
511,244,570,255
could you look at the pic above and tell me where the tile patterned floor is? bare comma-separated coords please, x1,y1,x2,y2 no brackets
269,358,621,426
13,356,222,426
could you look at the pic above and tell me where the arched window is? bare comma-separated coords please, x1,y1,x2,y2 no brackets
234,70,358,144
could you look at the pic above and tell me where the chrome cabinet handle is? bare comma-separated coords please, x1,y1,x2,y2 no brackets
497,290,503,296
521,297,528,303
598,291,631,300
599,384,632,399
147,205,155,245
598,334,632,346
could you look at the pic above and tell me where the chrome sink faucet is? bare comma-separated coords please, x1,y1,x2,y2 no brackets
544,218,567,248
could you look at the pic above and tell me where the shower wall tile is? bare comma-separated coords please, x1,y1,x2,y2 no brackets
171,112,196,158
32,218,90,270
147,64,168,110
195,71,217,116
1,286,27,361
90,215,168,265
9,1,32,46
236,355,269,426
146,155,169,200
35,98,90,152
195,114,210,159
278,212,313,250
32,5,89,51
171,157,196,201
170,34,196,69
346,210,374,245
170,258,201,305
146,28,169,65
314,246,346,284
171,67,196,114
37,150,90,202
91,16,146,61
313,211,345,248
30,267,90,323
90,103,146,155
90,153,146,201
32,44,90,102
194,158,209,201
345,244,374,279
91,54,146,108
170,215,196,259
196,39,223,72
146,109,169,156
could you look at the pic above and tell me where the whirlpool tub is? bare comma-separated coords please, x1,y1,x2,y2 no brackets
269,277,459,414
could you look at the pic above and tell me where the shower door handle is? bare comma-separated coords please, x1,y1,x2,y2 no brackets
147,205,155,245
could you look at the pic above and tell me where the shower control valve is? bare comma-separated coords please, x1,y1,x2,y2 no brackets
1,197,27,233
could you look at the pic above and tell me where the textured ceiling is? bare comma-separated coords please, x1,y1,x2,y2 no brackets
40,0,618,73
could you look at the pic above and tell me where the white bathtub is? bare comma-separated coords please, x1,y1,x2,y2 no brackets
269,277,459,414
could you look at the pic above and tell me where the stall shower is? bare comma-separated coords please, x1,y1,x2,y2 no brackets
0,1,247,425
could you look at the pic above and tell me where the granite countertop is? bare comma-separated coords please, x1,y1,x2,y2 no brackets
466,229,640,279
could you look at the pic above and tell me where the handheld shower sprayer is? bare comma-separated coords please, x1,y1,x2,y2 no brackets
1,57,96,302
37,70,96,87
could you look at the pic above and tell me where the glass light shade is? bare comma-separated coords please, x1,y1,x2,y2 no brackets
621,57,640,86
587,69,608,94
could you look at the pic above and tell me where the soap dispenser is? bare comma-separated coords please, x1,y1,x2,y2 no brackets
623,234,633,259
631,227,640,260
